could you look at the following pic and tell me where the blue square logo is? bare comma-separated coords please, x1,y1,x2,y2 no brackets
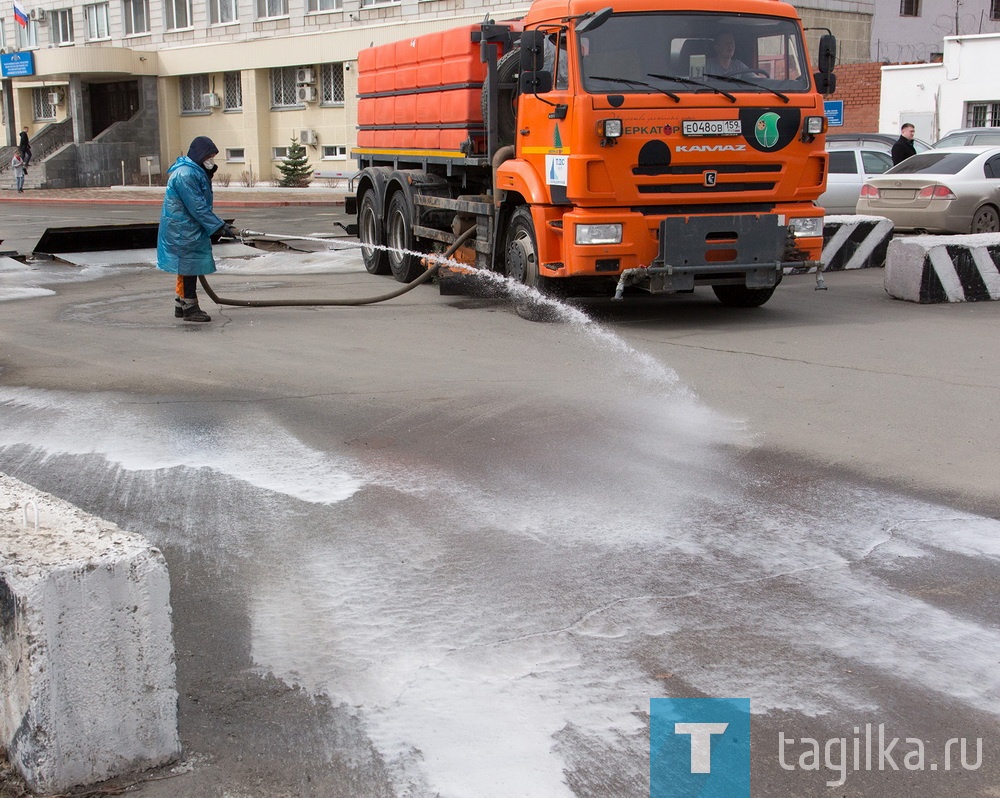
650,697,750,798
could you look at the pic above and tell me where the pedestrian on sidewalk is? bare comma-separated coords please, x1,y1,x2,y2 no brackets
18,127,32,170
11,151,26,193
892,123,917,166
156,136,237,323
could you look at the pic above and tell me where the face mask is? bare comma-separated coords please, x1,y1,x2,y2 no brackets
203,158,216,170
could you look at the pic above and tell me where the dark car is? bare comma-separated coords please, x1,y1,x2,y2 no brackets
827,132,931,153
932,127,1000,148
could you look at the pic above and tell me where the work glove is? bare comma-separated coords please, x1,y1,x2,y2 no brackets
217,222,238,239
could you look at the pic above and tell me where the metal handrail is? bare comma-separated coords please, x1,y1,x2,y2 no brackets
0,118,73,174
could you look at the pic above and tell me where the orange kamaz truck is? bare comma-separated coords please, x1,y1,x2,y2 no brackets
348,0,836,307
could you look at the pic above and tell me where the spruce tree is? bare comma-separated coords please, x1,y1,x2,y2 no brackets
276,138,313,187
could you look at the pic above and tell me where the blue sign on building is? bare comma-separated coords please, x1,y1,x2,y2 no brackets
824,100,844,127
1,51,36,78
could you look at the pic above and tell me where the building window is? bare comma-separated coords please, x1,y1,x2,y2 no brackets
322,145,347,159
123,0,150,34
180,74,210,112
272,146,289,159
899,0,919,16
226,148,245,162
271,67,299,107
257,0,288,18
321,62,344,104
52,9,75,44
992,0,1000,20
33,87,57,120
966,102,1000,127
307,0,340,10
165,0,192,29
209,0,238,23
85,3,110,38
224,71,242,110
16,20,39,48
360,0,398,6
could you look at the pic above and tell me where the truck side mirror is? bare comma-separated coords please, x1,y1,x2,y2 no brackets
817,33,836,73
814,71,837,95
520,69,553,94
519,31,553,93
520,30,546,72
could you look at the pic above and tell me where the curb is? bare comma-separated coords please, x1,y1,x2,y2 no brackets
0,195,345,208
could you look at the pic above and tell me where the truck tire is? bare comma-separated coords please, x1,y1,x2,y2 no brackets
482,48,520,147
386,191,424,283
359,190,389,275
712,284,777,307
505,205,542,288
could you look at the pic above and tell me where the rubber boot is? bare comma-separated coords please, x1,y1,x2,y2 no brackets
178,297,211,322
174,296,184,318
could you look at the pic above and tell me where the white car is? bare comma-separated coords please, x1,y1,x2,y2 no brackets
818,146,894,215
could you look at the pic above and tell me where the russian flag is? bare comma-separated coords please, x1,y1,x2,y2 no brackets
13,0,28,27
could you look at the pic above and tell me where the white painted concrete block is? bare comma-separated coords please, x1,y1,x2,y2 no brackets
885,234,1000,303
0,474,180,795
784,216,893,275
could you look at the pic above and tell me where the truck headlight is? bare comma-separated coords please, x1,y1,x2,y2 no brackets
806,116,825,135
575,223,622,245
598,119,623,138
787,217,823,237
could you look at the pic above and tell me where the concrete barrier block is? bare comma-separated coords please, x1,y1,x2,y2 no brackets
885,234,1000,303
784,215,893,275
1,474,180,795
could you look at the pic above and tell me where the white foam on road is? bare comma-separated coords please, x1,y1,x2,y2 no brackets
0,261,126,302
0,387,363,505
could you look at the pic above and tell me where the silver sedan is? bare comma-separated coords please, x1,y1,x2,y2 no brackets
855,146,1000,233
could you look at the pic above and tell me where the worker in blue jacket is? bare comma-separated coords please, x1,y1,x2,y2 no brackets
156,136,236,322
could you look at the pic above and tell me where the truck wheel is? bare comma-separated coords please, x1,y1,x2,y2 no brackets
482,48,520,146
505,205,542,288
359,190,389,275
712,284,777,307
386,191,424,283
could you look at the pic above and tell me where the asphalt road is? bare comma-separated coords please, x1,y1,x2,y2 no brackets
1,204,999,797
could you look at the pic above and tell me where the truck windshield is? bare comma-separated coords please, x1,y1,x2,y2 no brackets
579,12,811,95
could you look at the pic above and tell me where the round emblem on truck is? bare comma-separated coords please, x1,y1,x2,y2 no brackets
755,112,781,148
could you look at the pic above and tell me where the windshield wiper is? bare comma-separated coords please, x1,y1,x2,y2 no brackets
702,73,789,103
646,73,736,103
589,75,680,103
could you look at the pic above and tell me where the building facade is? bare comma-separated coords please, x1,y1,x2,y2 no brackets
880,31,1000,141
0,0,872,187
870,0,1000,62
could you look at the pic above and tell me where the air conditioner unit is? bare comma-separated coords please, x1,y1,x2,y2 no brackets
297,86,318,103
299,129,318,146
202,92,221,108
31,8,47,22
47,91,62,105
296,67,315,85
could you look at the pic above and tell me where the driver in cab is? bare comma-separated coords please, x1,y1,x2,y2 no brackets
706,31,751,76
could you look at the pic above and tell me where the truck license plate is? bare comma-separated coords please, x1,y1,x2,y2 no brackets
683,120,742,136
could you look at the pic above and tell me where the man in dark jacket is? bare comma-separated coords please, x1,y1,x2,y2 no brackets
156,136,236,322
18,127,31,169
891,123,917,166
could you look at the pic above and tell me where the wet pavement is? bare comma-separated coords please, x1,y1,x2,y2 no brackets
1,200,999,797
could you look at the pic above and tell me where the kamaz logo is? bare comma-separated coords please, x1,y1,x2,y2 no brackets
675,144,747,152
